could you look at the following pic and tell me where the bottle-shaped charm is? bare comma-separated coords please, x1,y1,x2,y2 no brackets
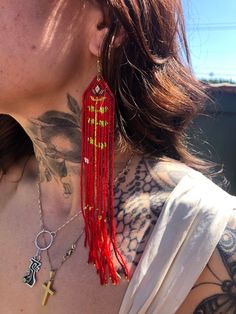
23,229,55,287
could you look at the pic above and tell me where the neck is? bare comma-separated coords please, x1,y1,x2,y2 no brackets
12,91,131,221
28,93,82,198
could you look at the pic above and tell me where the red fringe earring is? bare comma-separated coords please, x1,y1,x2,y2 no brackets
81,59,129,285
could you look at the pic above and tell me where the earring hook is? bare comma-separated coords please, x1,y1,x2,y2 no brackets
97,58,102,80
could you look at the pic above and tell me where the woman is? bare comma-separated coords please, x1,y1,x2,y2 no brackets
0,0,235,313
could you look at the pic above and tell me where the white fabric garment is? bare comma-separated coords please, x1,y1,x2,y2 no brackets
119,170,236,314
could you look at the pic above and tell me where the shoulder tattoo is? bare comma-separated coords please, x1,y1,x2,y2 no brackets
192,224,236,313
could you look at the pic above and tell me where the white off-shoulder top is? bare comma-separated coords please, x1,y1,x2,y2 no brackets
119,169,236,314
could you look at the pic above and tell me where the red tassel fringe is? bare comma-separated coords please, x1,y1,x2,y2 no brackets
81,76,130,285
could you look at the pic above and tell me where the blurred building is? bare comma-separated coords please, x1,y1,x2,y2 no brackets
190,83,236,195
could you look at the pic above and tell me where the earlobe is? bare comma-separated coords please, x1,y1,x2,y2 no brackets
89,25,127,57
89,27,109,57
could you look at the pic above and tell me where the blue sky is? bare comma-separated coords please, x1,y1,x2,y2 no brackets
183,0,236,82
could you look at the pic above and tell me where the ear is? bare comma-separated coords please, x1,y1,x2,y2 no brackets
88,1,110,58
89,26,109,58
89,24,127,57
88,4,126,57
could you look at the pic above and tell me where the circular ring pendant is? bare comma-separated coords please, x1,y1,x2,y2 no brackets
34,230,55,251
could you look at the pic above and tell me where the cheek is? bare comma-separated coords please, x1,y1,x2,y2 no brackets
0,1,86,108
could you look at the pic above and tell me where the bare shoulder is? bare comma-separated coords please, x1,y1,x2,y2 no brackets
176,209,236,313
112,155,194,277
146,156,236,313
144,155,197,190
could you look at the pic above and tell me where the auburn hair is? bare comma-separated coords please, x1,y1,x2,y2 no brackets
0,0,207,174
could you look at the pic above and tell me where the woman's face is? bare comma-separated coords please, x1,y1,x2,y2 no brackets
0,0,93,110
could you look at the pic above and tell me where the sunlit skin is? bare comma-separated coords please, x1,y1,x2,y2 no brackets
0,1,235,314
0,0,120,218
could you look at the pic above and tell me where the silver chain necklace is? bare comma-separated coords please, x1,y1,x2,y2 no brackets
22,183,82,288
22,154,134,289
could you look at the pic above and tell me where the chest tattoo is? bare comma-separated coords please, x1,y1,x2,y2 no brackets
114,158,171,274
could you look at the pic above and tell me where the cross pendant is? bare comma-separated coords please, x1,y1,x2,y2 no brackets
42,271,56,306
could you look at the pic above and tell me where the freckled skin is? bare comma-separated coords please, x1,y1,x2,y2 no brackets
0,0,92,112
1,2,236,314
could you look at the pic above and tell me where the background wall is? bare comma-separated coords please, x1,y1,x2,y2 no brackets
190,84,236,195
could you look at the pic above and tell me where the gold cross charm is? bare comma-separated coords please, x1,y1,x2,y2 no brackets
42,271,56,306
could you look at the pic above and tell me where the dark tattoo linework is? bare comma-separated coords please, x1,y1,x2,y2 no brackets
27,94,202,286
114,158,172,274
27,94,81,197
192,225,236,313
